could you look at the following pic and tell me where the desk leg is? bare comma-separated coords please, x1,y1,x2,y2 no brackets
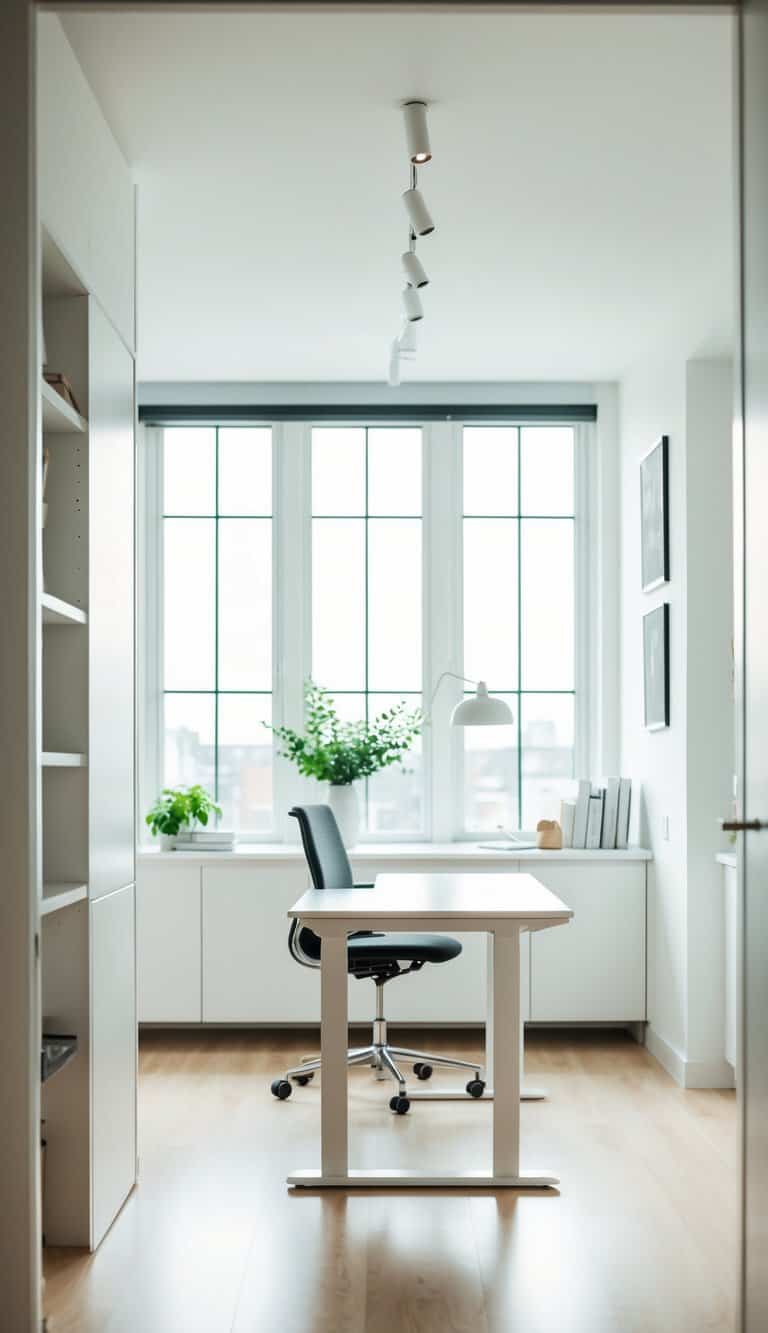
492,928,558,1188
321,929,349,1180
407,931,546,1102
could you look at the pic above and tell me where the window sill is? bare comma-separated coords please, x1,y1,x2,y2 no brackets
137,842,652,863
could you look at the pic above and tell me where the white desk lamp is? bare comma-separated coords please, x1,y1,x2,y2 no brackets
429,672,514,727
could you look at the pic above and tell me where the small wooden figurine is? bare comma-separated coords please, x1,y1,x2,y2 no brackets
536,819,562,850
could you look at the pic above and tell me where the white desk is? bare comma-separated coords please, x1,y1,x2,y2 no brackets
286,871,573,1189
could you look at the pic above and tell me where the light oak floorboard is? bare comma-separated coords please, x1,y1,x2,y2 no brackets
44,1029,738,1333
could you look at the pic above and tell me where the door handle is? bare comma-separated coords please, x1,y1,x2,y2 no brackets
721,819,766,832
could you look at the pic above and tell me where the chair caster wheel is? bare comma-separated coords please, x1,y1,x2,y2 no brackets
271,1079,293,1100
413,1063,433,1081
389,1095,411,1115
466,1079,486,1099
294,1072,314,1086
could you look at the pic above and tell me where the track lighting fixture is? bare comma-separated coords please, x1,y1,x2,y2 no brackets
402,186,435,238
387,98,434,384
402,286,424,323
398,322,418,356
401,249,429,289
403,100,432,165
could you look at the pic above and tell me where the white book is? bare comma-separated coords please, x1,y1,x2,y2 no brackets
572,779,592,849
601,778,620,849
586,791,605,849
616,779,632,849
559,800,576,849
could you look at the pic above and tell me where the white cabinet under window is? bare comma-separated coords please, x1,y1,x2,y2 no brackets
138,863,202,1021
529,862,646,1021
201,865,319,1023
137,852,647,1028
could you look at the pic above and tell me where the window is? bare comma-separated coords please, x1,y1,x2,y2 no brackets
162,426,274,833
311,427,424,834
146,416,587,841
462,426,576,832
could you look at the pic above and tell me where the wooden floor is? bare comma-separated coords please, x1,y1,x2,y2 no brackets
44,1029,738,1333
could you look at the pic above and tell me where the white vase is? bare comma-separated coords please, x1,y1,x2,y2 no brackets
327,783,360,848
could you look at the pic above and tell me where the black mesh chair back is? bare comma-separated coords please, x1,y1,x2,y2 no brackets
289,805,355,891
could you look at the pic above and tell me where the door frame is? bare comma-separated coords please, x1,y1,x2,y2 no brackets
0,2,743,1328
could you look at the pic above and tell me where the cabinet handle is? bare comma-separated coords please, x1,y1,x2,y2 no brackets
721,819,765,832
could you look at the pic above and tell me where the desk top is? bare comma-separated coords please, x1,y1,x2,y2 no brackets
288,871,573,923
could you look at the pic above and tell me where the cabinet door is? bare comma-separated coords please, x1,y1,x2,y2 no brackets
91,884,136,1247
530,863,646,1021
203,866,320,1022
137,863,201,1022
88,301,135,900
380,932,530,1025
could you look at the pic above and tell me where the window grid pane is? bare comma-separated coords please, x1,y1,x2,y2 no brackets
311,427,423,835
162,427,274,833
462,425,576,829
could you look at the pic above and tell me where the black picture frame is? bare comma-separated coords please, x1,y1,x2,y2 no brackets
643,603,670,731
640,436,669,592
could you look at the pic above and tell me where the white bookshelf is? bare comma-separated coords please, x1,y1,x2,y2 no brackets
41,752,87,768
41,377,87,434
41,592,87,626
39,224,136,1255
41,883,88,917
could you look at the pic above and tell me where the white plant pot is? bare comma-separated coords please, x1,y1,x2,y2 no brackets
160,834,178,851
327,783,360,848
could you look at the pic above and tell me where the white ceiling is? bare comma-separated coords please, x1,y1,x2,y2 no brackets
62,8,735,385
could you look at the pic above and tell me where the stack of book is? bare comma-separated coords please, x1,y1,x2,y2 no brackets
560,778,632,850
175,828,237,852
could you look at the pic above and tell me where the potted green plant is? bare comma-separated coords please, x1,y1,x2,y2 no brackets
145,785,222,850
269,681,423,846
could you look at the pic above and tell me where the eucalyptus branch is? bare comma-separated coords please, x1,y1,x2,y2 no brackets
267,680,423,785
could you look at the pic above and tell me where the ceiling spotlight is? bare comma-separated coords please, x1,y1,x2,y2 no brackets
402,250,429,289
403,100,432,165
402,187,435,238
398,322,418,357
402,286,424,323
388,340,401,387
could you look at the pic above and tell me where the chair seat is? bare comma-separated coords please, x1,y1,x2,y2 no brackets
350,932,462,965
297,927,462,966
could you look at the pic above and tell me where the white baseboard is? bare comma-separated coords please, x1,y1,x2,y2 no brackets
645,1027,735,1090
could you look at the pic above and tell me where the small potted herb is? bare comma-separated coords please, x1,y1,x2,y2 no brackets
145,785,222,850
269,680,422,846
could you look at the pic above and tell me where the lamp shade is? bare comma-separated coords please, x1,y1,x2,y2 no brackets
450,681,514,727
401,250,429,289
402,285,424,322
402,187,435,237
403,100,432,164
387,339,401,387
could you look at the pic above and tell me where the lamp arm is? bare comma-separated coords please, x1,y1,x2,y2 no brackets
428,670,477,711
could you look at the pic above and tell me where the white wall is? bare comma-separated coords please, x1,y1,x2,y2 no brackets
620,357,733,1087
38,15,134,352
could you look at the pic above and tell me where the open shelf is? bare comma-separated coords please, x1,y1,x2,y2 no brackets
41,882,88,917
41,592,87,626
41,752,87,768
41,378,87,435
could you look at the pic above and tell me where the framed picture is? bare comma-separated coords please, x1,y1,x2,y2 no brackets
643,603,670,731
640,435,669,592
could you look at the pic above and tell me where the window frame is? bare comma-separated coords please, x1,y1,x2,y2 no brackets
138,415,593,844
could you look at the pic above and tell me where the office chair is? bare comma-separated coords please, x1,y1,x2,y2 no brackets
270,804,486,1114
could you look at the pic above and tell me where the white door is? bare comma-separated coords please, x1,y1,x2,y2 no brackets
737,5,768,1327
